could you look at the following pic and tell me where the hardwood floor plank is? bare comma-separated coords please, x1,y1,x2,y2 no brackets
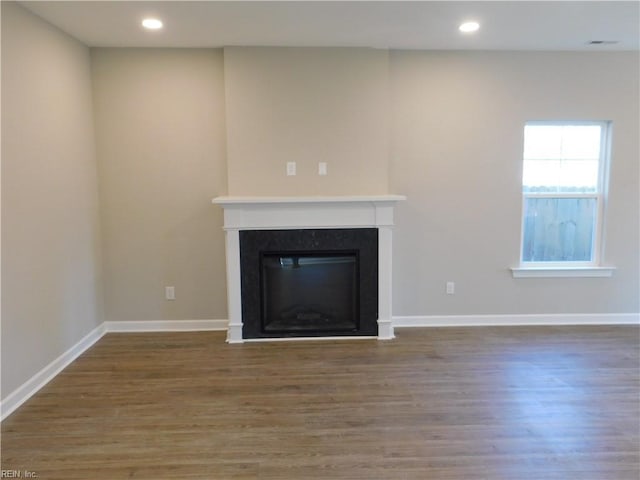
2,326,638,479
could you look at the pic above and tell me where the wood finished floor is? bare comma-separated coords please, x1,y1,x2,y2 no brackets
2,326,639,479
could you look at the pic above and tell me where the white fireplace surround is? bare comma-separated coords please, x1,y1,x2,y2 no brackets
212,195,406,343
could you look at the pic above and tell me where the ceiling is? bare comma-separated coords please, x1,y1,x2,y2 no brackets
20,1,640,51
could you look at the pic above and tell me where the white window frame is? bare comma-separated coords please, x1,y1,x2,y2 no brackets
511,120,615,278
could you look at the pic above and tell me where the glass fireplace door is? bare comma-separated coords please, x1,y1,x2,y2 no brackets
261,252,358,334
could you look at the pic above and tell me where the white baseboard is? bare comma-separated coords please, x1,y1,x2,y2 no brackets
1,322,107,421
105,319,228,332
393,313,640,328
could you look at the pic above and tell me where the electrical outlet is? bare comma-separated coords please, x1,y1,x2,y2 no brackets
286,162,296,176
318,162,328,176
165,286,175,300
446,281,455,295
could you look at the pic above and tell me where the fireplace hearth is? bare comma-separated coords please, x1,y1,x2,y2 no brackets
240,229,378,339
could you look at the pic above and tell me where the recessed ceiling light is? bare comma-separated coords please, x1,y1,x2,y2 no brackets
459,21,480,33
142,18,163,30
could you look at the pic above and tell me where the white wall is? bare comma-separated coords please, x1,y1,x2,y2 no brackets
91,49,228,322
221,46,639,317
224,47,390,196
1,2,103,397
390,51,639,316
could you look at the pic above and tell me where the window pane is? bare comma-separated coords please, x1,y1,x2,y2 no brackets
561,126,601,159
523,159,562,191
522,197,597,262
524,125,601,160
523,159,599,193
558,160,599,191
523,124,602,193
524,125,563,159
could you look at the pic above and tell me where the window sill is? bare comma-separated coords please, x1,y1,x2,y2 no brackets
510,266,615,278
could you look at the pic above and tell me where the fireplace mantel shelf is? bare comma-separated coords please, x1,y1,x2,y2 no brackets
212,194,406,206
212,195,406,232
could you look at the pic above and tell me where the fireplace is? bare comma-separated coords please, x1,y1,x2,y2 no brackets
212,195,405,343
240,228,378,339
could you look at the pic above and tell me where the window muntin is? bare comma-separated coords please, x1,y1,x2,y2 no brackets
520,122,610,266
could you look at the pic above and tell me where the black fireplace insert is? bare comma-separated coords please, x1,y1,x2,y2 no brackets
239,229,378,339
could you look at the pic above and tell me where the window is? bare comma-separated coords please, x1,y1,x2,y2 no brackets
514,121,614,277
